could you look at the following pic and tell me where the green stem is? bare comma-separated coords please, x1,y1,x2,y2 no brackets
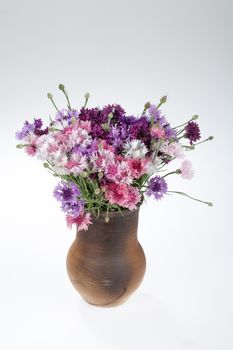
47,93,59,111
173,115,198,129
64,91,72,110
193,136,214,146
167,190,213,206
163,170,179,178
59,84,72,110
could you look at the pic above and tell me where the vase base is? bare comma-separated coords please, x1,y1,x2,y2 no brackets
83,294,130,308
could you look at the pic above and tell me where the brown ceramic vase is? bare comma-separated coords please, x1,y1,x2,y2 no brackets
66,205,146,307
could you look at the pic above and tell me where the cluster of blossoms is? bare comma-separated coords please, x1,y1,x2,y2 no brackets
16,84,213,231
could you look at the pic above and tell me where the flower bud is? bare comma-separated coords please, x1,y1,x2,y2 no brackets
160,95,167,104
144,101,150,109
43,162,50,168
85,92,90,99
59,84,65,91
95,188,100,195
192,115,198,120
208,136,214,140
207,202,213,207
47,93,53,99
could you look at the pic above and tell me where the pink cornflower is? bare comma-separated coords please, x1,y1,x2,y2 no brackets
105,161,133,184
125,186,141,210
180,160,194,180
66,212,92,231
105,163,118,181
150,126,165,139
74,120,91,132
25,145,37,156
127,158,149,178
117,161,133,184
161,141,185,159
103,183,141,210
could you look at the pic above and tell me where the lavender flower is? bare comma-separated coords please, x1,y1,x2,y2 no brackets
53,182,84,216
185,121,201,144
55,109,79,125
16,118,48,140
148,104,167,125
146,176,168,200
16,121,34,140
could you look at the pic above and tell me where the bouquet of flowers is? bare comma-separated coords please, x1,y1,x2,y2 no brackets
16,84,213,231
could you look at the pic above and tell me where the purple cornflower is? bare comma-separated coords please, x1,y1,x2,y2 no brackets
164,125,177,140
16,118,48,140
185,121,201,144
55,109,79,125
148,104,167,125
53,182,83,216
101,104,126,122
16,121,34,140
129,116,151,147
146,176,168,200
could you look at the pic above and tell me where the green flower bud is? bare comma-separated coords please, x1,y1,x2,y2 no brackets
192,115,198,120
47,93,53,99
144,101,151,109
207,202,213,207
208,136,214,140
85,92,90,99
59,84,65,91
160,95,167,104
43,162,50,168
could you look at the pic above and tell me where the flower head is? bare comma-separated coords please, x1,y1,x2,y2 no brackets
160,141,185,159
146,176,168,200
103,183,141,210
123,139,148,159
54,182,83,216
185,121,201,144
180,160,194,180
66,212,92,231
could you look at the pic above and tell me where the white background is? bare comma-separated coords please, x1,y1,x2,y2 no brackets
0,0,232,349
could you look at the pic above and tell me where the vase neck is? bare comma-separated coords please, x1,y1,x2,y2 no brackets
76,207,140,246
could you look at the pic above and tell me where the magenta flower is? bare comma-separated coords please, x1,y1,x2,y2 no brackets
185,122,201,144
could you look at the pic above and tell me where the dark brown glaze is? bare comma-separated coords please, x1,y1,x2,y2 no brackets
66,206,146,307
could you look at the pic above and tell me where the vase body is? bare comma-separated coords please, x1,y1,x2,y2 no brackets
66,206,146,307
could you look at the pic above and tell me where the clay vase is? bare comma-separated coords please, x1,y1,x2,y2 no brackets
66,205,146,307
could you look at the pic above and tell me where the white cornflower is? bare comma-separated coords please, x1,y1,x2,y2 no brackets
123,139,148,159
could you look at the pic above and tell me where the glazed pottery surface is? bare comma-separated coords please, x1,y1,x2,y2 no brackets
66,206,146,307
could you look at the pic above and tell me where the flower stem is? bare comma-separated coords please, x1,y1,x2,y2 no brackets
163,170,180,178
173,115,198,129
59,84,72,110
167,190,213,206
47,93,59,111
193,136,214,146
